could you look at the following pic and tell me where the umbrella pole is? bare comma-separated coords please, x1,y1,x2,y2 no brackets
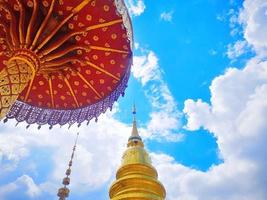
0,57,35,119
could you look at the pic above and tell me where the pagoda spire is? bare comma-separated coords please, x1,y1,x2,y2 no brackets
57,133,79,200
129,104,142,143
109,106,166,199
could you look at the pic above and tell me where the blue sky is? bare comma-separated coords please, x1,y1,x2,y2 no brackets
1,0,267,200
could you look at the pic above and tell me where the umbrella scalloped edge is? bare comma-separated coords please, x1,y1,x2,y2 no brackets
4,0,133,128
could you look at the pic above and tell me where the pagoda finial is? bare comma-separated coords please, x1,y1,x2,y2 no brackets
128,103,142,142
132,103,138,136
57,133,79,200
132,102,137,123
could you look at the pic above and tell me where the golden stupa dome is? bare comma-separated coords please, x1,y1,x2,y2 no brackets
109,105,166,200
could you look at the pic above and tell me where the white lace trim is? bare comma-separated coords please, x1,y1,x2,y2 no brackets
114,0,134,50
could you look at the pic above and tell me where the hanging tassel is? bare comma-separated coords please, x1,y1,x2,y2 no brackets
3,118,8,123
38,125,42,130
57,132,79,200
26,124,30,129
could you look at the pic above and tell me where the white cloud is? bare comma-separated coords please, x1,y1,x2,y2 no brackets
227,40,250,60
153,152,267,200
0,134,29,171
132,51,160,85
150,1,267,199
145,83,182,141
178,58,267,200
227,0,267,59
228,8,241,36
125,0,146,16
0,109,130,198
160,11,174,22
0,175,41,199
239,0,267,57
132,51,182,141
145,58,267,200
19,175,41,198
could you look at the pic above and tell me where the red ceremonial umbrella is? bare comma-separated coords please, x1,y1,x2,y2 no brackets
0,0,133,128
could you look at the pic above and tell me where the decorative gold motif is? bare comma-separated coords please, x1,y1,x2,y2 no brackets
0,57,35,119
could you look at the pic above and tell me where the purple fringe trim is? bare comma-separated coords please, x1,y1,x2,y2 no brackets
6,63,131,127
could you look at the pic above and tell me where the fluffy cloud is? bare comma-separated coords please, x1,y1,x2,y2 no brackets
227,0,267,59
0,108,131,198
153,152,267,200
177,5,267,196
0,133,29,171
132,51,182,141
132,51,160,85
149,1,267,199
0,175,41,200
156,58,267,200
125,0,146,17
227,40,250,60
239,0,267,56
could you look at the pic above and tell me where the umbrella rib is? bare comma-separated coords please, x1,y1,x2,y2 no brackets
86,61,120,81
43,57,82,68
48,76,55,108
16,0,26,47
63,77,79,108
39,65,67,73
85,19,123,31
40,45,90,61
90,46,129,54
30,0,56,50
37,19,123,56
24,76,34,102
76,71,102,99
25,0,38,48
36,0,92,52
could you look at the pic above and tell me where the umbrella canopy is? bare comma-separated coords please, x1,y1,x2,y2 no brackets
0,0,133,127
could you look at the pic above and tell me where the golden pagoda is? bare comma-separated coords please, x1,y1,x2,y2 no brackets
109,105,166,200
